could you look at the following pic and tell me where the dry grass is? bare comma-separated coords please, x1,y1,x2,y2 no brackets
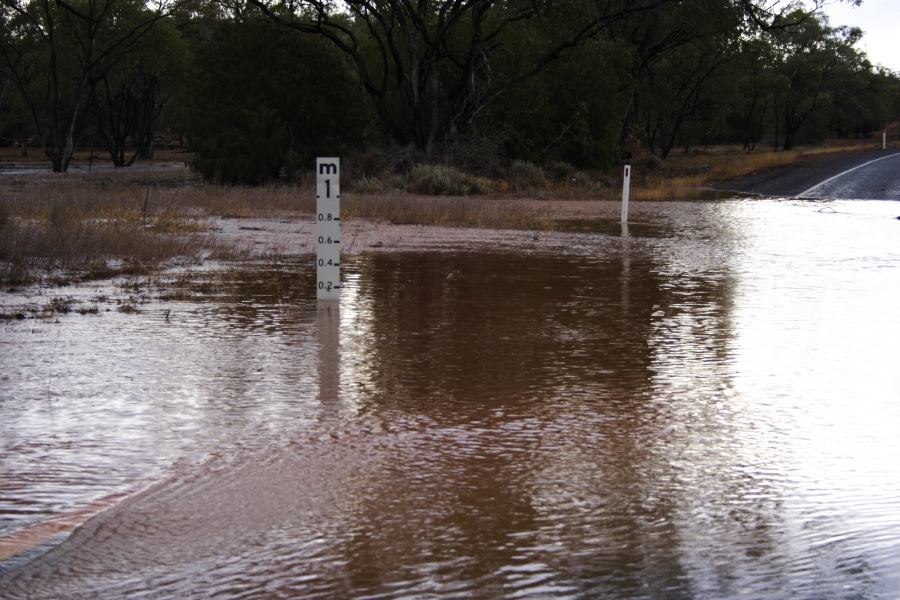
0,179,230,286
0,139,883,287
344,193,555,229
161,183,557,229
632,142,878,201
0,146,192,166
167,184,313,217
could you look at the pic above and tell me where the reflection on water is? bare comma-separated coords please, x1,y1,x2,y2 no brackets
1,199,900,598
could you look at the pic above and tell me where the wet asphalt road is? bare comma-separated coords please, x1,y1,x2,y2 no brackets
800,151,900,200
714,149,900,199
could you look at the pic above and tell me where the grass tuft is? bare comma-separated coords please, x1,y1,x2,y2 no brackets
0,182,226,285
406,164,485,196
0,140,882,289
44,297,74,314
343,194,553,229
508,160,547,191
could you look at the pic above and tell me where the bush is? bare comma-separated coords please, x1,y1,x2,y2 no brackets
546,160,577,180
406,164,484,196
344,146,418,181
508,160,547,191
635,154,665,171
349,174,405,194
440,134,507,177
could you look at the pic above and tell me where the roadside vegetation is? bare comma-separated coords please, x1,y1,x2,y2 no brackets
0,137,882,289
3,0,899,290
1,0,898,184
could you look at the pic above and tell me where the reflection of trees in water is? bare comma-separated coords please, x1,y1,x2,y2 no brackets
333,248,869,596
328,250,737,592
2,239,887,596
344,251,667,416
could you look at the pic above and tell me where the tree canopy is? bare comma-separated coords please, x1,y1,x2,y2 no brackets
1,0,896,181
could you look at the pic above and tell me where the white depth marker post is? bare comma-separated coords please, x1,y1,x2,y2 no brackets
621,163,631,224
316,157,341,300
884,129,888,150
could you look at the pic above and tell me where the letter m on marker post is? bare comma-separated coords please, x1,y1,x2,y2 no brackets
319,163,338,175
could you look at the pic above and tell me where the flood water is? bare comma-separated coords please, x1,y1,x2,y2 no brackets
2,198,900,598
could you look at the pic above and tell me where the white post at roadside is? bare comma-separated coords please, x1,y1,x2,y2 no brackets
316,157,341,301
884,129,888,150
621,162,631,225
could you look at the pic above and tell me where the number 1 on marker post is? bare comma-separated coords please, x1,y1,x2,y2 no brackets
316,158,340,301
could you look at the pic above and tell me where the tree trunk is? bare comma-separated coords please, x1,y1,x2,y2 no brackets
782,129,795,151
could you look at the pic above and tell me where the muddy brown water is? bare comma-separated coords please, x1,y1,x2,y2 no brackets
1,199,900,598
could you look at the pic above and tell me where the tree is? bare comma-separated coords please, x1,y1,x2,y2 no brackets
723,38,780,150
246,0,680,155
487,36,634,168
768,11,866,149
0,0,180,171
187,16,371,184
88,13,188,165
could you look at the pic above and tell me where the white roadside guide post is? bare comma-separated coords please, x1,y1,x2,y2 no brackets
316,157,341,301
621,161,631,225
884,129,888,150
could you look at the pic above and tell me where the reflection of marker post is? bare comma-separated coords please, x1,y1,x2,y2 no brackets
317,301,340,405
621,163,631,224
316,157,341,301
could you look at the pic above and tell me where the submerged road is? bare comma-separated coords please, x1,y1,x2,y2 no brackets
714,149,900,199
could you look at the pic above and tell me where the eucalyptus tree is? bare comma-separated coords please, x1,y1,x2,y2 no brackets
187,16,369,184
239,0,866,158
827,65,895,138
0,0,182,171
765,9,867,149
245,0,680,155
620,0,744,158
88,12,188,165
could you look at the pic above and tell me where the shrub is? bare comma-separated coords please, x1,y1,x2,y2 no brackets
345,146,418,180
406,164,483,196
635,154,665,171
508,160,547,191
440,134,507,177
349,175,405,194
349,176,384,194
546,160,577,181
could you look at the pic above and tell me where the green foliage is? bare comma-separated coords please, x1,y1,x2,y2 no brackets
0,0,176,170
88,13,190,164
490,37,633,168
406,165,484,196
187,17,371,184
635,154,664,171
508,160,547,191
3,0,899,177
716,9,892,150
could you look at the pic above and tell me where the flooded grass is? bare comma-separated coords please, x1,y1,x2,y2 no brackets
0,180,237,286
0,141,880,287
2,202,900,597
